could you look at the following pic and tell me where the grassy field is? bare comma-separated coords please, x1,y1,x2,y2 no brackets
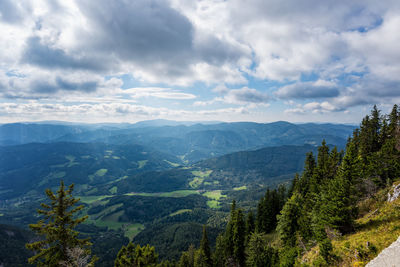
164,160,180,167
189,177,204,188
83,201,144,240
95,168,108,177
124,223,145,240
233,185,247,191
191,170,213,178
138,160,148,169
202,190,226,209
77,195,112,204
125,190,200,198
169,209,192,217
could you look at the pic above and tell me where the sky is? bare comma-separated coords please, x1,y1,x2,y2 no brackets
0,0,400,124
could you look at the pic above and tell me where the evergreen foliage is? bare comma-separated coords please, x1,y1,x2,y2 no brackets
26,181,96,267
246,232,278,267
199,225,212,267
114,242,158,267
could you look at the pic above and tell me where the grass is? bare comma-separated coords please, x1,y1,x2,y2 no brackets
125,190,199,198
206,200,220,209
203,190,226,208
203,190,225,200
164,160,180,167
169,209,192,217
160,190,199,197
83,201,144,241
191,170,213,178
189,170,213,188
124,223,145,240
178,155,189,165
189,177,204,188
102,210,124,222
301,185,400,266
95,169,108,177
233,185,247,191
109,186,117,194
138,160,148,169
77,195,112,204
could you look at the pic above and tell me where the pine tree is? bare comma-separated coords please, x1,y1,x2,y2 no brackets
232,209,246,267
199,225,212,267
224,200,236,259
179,244,196,267
26,181,95,267
213,234,226,267
388,104,399,138
245,211,255,239
246,232,278,267
277,193,301,247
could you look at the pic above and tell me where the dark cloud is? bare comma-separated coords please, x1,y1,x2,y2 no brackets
194,34,244,65
227,87,271,104
0,0,25,24
77,0,194,66
275,81,340,99
21,37,105,71
31,77,98,94
55,77,97,93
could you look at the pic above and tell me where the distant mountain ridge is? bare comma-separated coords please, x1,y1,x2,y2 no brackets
0,120,355,163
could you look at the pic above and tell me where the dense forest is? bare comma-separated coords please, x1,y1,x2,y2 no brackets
2,105,400,266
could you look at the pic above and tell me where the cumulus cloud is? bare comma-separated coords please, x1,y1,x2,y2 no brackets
275,80,340,99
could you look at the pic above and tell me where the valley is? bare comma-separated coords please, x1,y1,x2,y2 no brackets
0,120,355,265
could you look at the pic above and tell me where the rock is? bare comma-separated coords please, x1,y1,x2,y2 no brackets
366,236,400,267
387,183,400,202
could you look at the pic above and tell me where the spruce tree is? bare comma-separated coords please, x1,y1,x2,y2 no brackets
199,225,212,267
213,234,226,267
232,209,245,267
26,181,95,267
277,193,301,247
246,232,278,267
245,211,255,238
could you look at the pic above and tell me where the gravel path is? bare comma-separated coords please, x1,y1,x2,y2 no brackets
366,236,400,267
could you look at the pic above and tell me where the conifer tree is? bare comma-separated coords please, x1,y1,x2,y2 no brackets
26,181,95,267
232,209,245,267
245,211,255,239
388,104,399,137
178,244,196,267
115,242,158,267
277,193,301,247
199,225,212,267
224,200,236,258
213,234,226,267
246,232,278,267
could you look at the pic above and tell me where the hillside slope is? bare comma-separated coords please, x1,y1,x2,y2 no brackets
301,182,400,266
